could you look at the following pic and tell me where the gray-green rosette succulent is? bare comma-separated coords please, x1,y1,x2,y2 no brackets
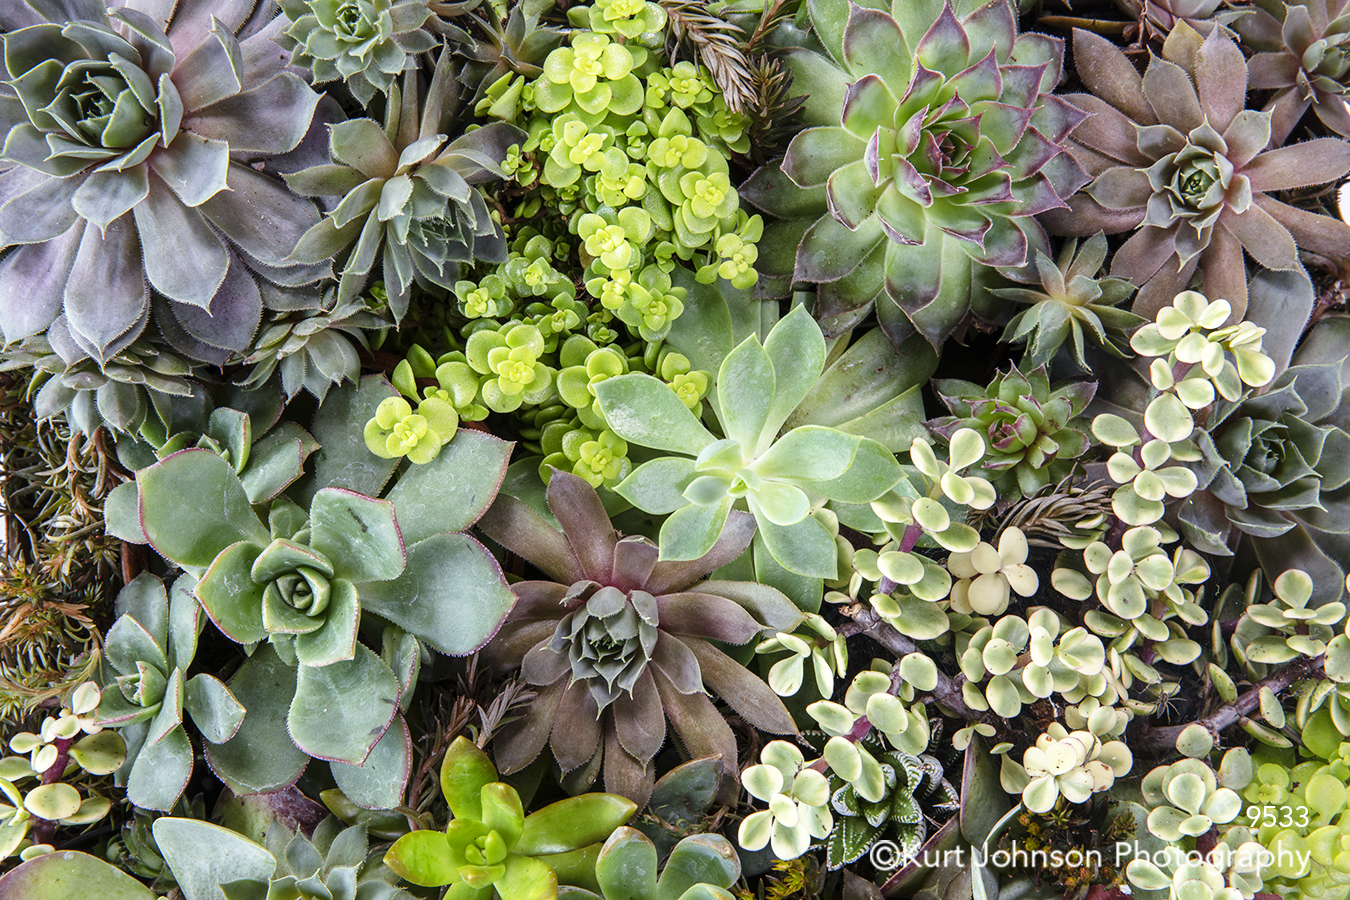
153,816,412,900
740,0,1089,347
95,575,245,812
1179,362,1350,603
130,392,515,792
595,306,904,579
286,54,522,320
278,0,437,104
0,329,198,435
0,0,327,364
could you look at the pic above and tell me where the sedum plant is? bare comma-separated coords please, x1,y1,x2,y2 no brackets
385,737,637,895
1140,758,1245,842
599,307,904,579
994,234,1143,372
740,0,1089,347
94,575,244,812
278,0,437,104
946,528,1039,617
1047,25,1350,319
928,365,1096,500
286,55,523,319
478,470,800,804
558,826,740,900
0,0,326,362
1239,0,1350,142
153,815,411,900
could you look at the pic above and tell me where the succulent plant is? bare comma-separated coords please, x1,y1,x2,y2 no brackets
946,528,1039,617
738,741,833,861
385,737,637,895
153,816,412,900
1046,25,1350,320
739,0,1090,347
286,53,523,320
1177,362,1350,600
131,404,515,778
105,403,319,543
823,737,958,871
558,827,740,900
1011,724,1132,814
0,0,327,363
929,366,1096,500
1240,0,1350,142
994,234,1143,371
1239,569,1348,665
240,290,393,402
0,682,124,860
478,470,801,804
278,0,438,104
93,575,245,812
0,329,198,436
1141,758,1245,842
757,613,849,699
598,306,904,579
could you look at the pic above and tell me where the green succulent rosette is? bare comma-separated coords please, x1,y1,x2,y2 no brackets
928,364,1096,498
741,0,1090,347
278,0,437,104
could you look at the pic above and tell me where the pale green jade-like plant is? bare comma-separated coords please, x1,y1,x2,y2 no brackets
0,683,125,861
738,741,834,861
385,737,637,896
1000,723,1132,813
596,306,904,578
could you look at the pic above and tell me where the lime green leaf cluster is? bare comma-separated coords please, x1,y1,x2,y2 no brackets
365,395,459,464
569,0,668,40
385,737,636,895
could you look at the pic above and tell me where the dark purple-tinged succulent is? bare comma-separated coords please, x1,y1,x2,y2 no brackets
1240,0,1350,141
0,0,327,364
478,471,802,806
1045,24,1350,321
741,0,1090,348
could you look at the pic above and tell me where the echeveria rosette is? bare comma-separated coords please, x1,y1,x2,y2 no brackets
741,0,1089,348
993,233,1143,371
94,574,245,812
277,0,437,105
1178,363,1350,604
597,307,904,579
1239,0,1350,142
478,470,802,806
386,737,637,897
133,423,517,771
286,54,523,320
0,0,326,363
1046,24,1350,322
927,364,1096,499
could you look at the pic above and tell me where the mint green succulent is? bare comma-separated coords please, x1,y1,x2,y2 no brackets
597,307,904,578
364,395,459,464
465,323,558,412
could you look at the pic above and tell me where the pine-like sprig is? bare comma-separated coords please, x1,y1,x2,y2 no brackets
745,54,805,164
660,0,756,112
978,475,1114,549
